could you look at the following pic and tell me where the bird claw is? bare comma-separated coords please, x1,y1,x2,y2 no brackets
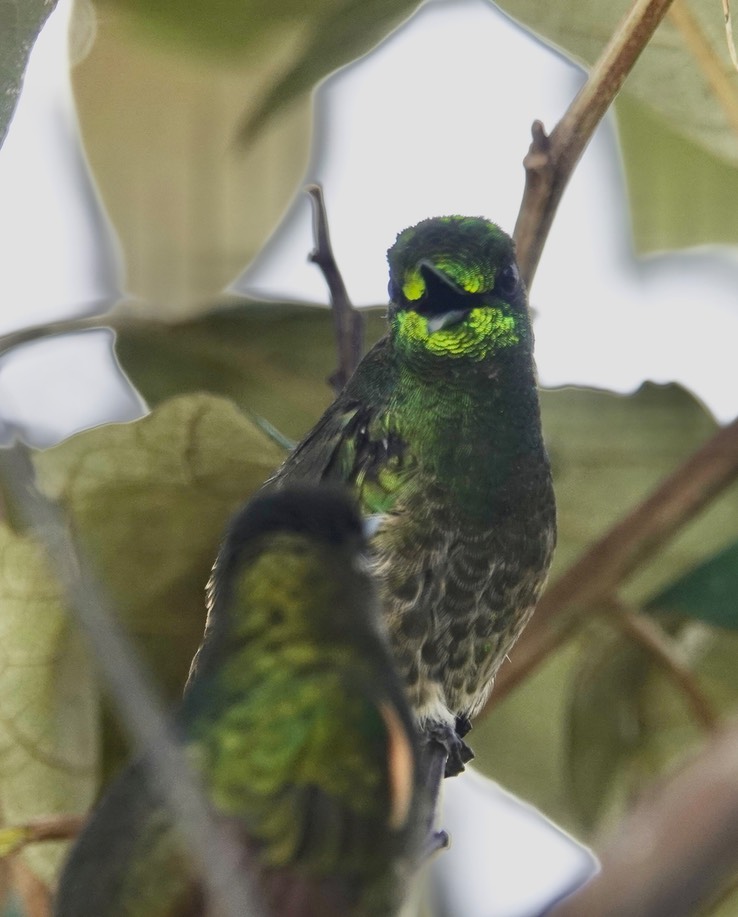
455,713,473,738
422,829,450,861
427,722,474,778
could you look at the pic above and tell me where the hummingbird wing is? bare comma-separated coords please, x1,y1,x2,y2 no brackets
271,403,411,517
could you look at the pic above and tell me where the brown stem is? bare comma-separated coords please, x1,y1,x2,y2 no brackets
0,815,85,858
491,415,738,706
548,719,738,917
607,599,718,732
513,0,677,287
305,184,364,394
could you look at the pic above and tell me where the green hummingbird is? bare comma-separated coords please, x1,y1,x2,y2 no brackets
268,216,556,774
54,486,424,917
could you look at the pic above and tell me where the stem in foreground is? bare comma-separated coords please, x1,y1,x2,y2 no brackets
513,0,677,287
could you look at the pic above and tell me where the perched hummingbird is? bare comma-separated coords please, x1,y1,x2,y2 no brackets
268,216,556,773
54,487,424,917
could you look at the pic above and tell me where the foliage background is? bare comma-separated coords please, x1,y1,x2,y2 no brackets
2,0,738,913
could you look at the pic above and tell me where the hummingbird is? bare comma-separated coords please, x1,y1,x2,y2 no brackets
267,216,557,774
54,486,424,917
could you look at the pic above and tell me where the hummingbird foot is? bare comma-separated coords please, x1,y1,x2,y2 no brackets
422,829,450,861
426,721,474,778
455,713,473,738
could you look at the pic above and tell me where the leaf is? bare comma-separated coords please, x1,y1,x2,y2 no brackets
566,622,656,831
32,394,284,708
0,395,284,888
0,526,97,885
473,382,738,830
647,540,738,631
541,382,738,600
238,0,423,143
113,304,387,440
494,0,738,252
615,94,738,252
72,6,314,315
564,618,738,836
73,0,421,314
0,0,58,150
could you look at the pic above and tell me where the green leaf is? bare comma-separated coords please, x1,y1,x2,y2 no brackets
72,6,314,315
647,540,738,630
564,618,738,836
238,0,422,143
540,382,738,600
475,382,738,830
566,623,654,831
73,0,421,313
494,0,738,252
0,394,284,885
615,95,738,251
114,304,388,440
0,0,58,150
0,526,97,884
31,394,284,779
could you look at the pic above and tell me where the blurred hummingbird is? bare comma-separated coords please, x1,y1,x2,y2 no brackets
268,216,557,774
54,486,424,917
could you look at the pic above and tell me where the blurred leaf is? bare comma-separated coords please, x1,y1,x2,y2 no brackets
239,0,422,143
114,304,387,440
541,382,738,600
647,540,738,631
494,0,738,251
564,618,738,838
0,526,97,885
476,383,738,830
93,0,326,56
566,623,655,832
73,0,421,314
0,0,58,149
32,393,284,703
0,394,284,886
616,94,738,252
72,7,313,316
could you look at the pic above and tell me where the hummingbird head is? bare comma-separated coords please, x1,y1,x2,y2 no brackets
386,216,529,364
202,486,382,667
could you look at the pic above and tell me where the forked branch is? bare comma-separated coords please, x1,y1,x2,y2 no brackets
513,0,678,286
306,184,364,393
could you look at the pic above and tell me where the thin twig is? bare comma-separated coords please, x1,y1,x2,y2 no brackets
491,414,738,706
513,0,677,287
0,442,263,917
305,184,364,394
605,598,719,732
0,815,85,858
723,0,738,72
549,718,738,917
0,315,106,359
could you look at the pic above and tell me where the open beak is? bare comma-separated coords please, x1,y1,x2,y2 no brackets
414,261,473,332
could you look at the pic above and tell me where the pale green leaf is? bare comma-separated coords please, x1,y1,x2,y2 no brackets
495,0,738,252
74,0,421,314
114,304,387,440
0,527,98,885
616,94,738,252
32,394,284,703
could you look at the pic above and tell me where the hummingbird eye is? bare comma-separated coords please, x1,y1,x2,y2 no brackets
495,262,520,298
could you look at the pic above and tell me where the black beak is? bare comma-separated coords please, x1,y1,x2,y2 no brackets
413,261,473,331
